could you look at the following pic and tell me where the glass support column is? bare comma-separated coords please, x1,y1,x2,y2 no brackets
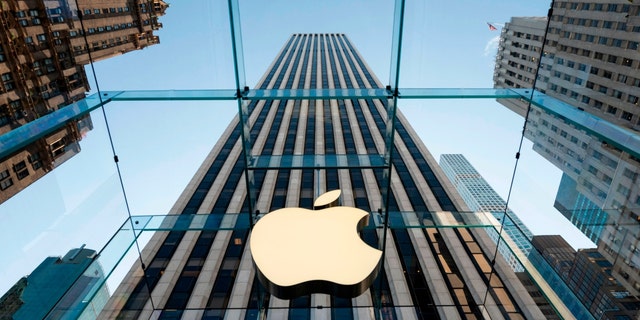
227,0,256,220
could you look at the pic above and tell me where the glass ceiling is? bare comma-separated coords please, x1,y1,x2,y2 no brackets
1,0,639,319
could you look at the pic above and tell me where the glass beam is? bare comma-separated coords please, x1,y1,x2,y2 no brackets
247,154,387,170
107,89,238,101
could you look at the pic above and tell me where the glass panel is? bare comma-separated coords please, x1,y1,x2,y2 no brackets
399,0,549,88
4,0,640,318
85,0,236,91
102,100,236,216
0,108,128,298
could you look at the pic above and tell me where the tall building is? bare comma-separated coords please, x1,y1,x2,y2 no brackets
493,2,640,297
439,153,534,272
0,0,167,203
531,235,640,319
101,33,552,319
494,3,640,127
0,246,109,320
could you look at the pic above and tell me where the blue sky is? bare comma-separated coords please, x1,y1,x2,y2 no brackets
0,0,595,294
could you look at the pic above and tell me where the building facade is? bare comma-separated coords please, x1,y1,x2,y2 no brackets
101,33,552,319
493,2,640,297
0,0,167,203
531,235,640,319
439,153,534,272
0,247,109,320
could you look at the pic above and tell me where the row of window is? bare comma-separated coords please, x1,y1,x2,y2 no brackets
511,31,541,42
82,7,130,16
546,40,638,69
556,2,638,15
559,29,639,51
553,15,636,32
83,22,138,35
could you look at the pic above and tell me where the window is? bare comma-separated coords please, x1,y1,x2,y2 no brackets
617,184,630,197
578,63,587,71
622,111,633,121
618,74,628,83
0,177,13,190
36,34,46,42
83,9,91,15
607,106,617,114
622,58,633,67
594,100,603,109
612,90,622,99
13,161,29,180
623,168,637,180
628,95,639,105
28,9,38,16
570,91,578,99
607,55,618,63
94,9,100,14
599,85,608,94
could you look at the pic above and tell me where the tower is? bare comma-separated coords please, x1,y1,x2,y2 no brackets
439,153,534,272
0,247,109,320
102,33,548,319
493,2,640,296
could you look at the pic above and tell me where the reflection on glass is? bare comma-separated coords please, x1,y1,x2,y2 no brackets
1,0,640,319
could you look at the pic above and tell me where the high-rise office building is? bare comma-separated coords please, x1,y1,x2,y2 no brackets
439,153,534,272
0,0,167,202
531,235,640,319
493,2,640,297
0,246,109,320
101,33,552,319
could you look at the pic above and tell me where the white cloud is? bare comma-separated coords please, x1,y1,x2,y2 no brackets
484,35,501,57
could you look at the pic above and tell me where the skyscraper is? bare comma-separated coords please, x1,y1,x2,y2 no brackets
0,0,168,202
494,3,640,127
0,247,109,320
531,235,640,319
102,33,554,319
493,2,640,297
439,153,534,272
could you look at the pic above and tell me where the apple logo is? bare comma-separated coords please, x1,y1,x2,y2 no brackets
249,190,382,299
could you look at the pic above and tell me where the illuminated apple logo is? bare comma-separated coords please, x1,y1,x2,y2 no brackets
249,190,382,299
